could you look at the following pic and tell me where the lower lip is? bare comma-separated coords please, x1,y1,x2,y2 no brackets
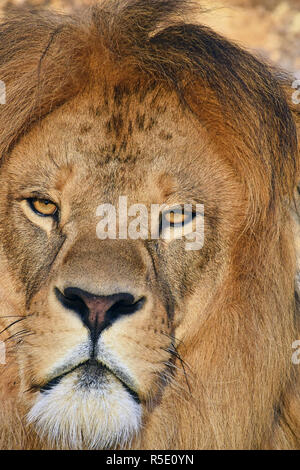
40,362,140,404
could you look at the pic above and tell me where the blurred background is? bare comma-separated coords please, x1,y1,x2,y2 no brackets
0,0,299,73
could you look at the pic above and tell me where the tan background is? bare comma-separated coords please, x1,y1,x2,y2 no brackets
0,0,299,73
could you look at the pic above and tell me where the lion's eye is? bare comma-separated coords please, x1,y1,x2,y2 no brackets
28,198,58,217
163,207,195,227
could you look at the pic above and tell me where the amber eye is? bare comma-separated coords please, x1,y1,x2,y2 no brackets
162,207,195,227
28,198,58,217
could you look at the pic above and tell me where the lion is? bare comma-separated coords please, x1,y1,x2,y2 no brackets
0,0,299,450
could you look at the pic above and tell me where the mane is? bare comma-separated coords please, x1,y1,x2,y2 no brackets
0,0,297,225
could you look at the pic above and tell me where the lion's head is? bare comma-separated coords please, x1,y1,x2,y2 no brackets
0,0,299,450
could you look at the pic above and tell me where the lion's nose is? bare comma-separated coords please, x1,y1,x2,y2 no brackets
55,287,145,338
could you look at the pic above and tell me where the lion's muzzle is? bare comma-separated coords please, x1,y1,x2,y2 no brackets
55,286,146,339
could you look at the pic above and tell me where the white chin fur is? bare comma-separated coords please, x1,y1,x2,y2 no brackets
27,371,142,449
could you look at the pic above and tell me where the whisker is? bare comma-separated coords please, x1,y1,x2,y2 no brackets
161,331,186,349
164,343,193,396
0,315,26,318
4,330,34,342
178,356,192,395
163,357,193,383
166,343,192,370
0,318,26,336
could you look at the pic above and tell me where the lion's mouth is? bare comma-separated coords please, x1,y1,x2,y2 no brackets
39,359,140,403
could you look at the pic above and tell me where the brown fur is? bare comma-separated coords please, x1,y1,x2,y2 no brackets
0,0,299,449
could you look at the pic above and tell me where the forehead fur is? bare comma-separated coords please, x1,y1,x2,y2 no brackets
0,0,297,220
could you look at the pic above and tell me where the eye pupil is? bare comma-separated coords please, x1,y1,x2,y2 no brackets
160,206,196,232
29,198,58,217
169,211,184,224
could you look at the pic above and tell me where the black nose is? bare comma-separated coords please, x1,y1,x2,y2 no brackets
55,287,145,338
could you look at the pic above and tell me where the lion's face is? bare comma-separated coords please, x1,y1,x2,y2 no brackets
0,86,239,449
